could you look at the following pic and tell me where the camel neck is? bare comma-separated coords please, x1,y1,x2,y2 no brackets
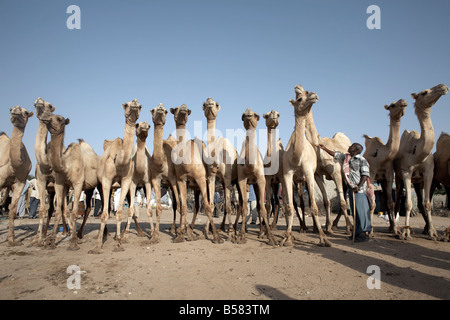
116,121,136,166
305,111,320,146
152,124,165,165
176,124,186,143
416,108,435,162
49,130,66,173
245,128,257,167
10,126,25,169
135,138,147,172
35,121,50,166
206,119,216,145
385,118,401,160
292,114,306,163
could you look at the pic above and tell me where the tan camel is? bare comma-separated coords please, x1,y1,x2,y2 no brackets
431,132,450,208
122,121,152,241
31,98,58,246
303,103,353,235
393,84,448,240
281,85,331,247
0,106,33,246
89,99,142,254
201,97,239,237
363,99,407,234
170,104,222,244
234,108,277,245
40,111,100,250
262,110,284,231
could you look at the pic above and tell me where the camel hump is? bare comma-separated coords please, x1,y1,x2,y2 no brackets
103,138,122,151
0,134,10,167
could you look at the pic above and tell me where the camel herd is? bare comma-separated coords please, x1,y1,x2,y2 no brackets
0,83,448,253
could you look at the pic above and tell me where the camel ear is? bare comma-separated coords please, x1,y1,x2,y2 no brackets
65,118,70,125
188,109,192,115
27,111,34,118
384,104,390,110
263,112,269,119
411,93,418,99
150,108,156,116
255,113,260,121
216,104,221,111
202,103,206,111
164,109,168,115
170,108,176,114
241,113,245,121
122,103,128,109
50,104,55,112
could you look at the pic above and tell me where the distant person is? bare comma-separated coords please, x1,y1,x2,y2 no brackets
318,142,374,242
92,187,102,217
245,185,258,225
17,180,30,218
28,178,40,219
213,191,221,218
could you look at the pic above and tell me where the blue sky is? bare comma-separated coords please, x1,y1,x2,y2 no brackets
1,0,449,174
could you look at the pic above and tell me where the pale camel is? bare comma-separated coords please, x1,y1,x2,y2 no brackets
201,97,239,238
393,84,448,240
234,108,277,245
170,104,222,244
122,121,152,241
281,85,331,247
40,111,100,250
31,98,58,246
363,99,407,234
304,102,353,235
262,110,284,231
89,99,142,254
0,106,33,246
431,132,450,209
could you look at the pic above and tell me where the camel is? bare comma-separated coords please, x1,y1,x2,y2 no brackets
234,108,277,245
363,99,407,234
121,121,152,241
89,99,142,254
170,104,222,244
40,111,100,250
393,84,448,240
262,110,284,231
201,97,239,237
431,132,450,209
303,100,353,234
0,106,33,246
31,98,58,246
280,85,331,247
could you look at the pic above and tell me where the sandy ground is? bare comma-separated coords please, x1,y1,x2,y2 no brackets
0,207,449,301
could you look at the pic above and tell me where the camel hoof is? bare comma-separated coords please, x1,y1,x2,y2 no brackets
319,239,332,247
113,245,125,252
67,245,80,251
77,232,83,240
172,235,185,243
212,236,223,244
267,237,278,246
149,234,161,244
331,225,339,232
7,240,23,247
88,248,102,254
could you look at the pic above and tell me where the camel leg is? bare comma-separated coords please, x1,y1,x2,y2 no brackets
331,174,352,234
32,178,49,246
77,188,93,240
66,184,83,250
422,171,440,240
198,177,222,244
315,174,333,234
307,173,331,247
113,179,132,251
150,181,162,244
256,180,277,246
295,183,308,232
384,172,398,233
89,181,111,254
223,182,235,239
399,173,413,240
169,182,179,235
280,172,296,246
234,178,248,244
174,180,193,242
7,181,25,247
46,181,64,249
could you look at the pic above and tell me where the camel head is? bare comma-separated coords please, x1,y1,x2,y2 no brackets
9,106,33,129
411,84,449,111
263,110,280,129
384,99,407,121
39,111,70,136
202,97,221,120
290,85,319,116
241,108,260,130
123,98,142,125
151,103,169,126
136,121,150,140
34,97,55,120
170,104,191,126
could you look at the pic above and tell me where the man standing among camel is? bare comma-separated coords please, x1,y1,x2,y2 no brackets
318,142,373,242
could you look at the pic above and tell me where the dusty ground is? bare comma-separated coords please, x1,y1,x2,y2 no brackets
0,207,449,301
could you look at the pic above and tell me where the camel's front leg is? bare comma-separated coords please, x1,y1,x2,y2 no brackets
7,182,25,247
68,184,83,250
